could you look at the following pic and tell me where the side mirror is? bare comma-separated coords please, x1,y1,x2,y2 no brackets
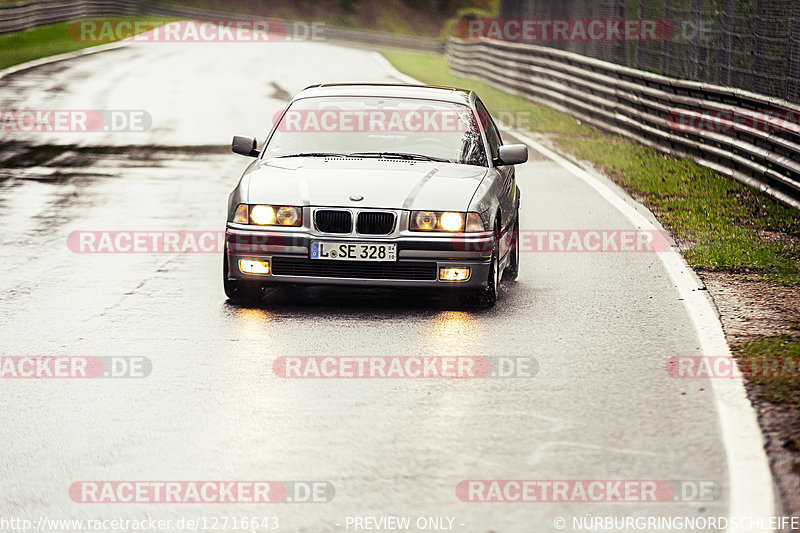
497,144,528,166
232,135,259,157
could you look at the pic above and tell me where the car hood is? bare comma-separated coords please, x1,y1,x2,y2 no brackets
244,157,487,211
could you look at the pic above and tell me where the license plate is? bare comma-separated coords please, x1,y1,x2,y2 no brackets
310,241,396,261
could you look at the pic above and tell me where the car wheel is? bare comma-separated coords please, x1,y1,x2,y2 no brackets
478,246,499,307
502,212,520,282
463,223,499,309
223,250,263,304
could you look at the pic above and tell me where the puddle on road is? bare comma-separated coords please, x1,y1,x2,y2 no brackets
0,141,245,241
268,81,291,101
0,142,246,306
0,143,232,183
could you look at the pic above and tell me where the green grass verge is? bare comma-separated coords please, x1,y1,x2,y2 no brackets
0,18,170,71
382,49,583,136
733,336,800,448
381,49,800,285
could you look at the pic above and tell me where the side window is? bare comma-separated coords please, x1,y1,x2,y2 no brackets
475,99,502,163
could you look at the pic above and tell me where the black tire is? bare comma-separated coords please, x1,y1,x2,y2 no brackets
460,223,499,309
502,212,520,282
477,245,499,308
223,250,263,304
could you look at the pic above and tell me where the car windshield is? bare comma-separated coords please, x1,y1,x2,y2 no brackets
262,96,488,166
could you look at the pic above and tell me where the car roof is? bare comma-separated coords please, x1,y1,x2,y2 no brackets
295,83,474,105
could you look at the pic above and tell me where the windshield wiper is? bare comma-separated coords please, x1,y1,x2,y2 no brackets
347,152,454,163
275,152,351,158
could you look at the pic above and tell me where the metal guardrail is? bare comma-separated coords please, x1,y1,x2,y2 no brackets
0,0,443,52
0,0,139,33
447,37,800,209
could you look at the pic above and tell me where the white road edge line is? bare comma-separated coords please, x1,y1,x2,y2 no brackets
0,41,130,82
374,51,778,532
498,129,777,532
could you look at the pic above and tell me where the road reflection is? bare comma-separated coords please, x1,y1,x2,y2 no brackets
427,310,478,352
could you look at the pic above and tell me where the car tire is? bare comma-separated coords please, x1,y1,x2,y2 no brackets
223,250,263,304
461,223,499,309
477,246,499,308
502,212,520,282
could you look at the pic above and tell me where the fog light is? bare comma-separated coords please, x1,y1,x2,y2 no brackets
439,267,470,281
239,259,270,274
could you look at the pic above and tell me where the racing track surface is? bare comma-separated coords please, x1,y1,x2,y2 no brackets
0,37,771,532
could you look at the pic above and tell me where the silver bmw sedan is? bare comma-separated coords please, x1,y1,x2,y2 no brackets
224,83,528,307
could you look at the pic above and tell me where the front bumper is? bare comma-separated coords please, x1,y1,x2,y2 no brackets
225,227,493,289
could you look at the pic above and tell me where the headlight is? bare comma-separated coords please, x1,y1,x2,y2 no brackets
412,211,438,231
440,212,464,232
233,204,302,227
250,205,276,225
410,211,484,232
276,206,301,226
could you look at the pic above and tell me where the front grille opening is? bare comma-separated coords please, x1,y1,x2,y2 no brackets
357,211,395,235
315,210,352,233
271,257,437,281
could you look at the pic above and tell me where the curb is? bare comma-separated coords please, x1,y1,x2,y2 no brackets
0,41,129,82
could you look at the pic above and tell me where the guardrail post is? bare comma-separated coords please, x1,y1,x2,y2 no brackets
613,0,628,66
789,1,800,102
753,0,769,95
661,0,673,76
637,0,649,71
690,0,704,81
721,0,735,87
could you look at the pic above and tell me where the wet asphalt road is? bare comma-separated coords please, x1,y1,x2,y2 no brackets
0,39,730,532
